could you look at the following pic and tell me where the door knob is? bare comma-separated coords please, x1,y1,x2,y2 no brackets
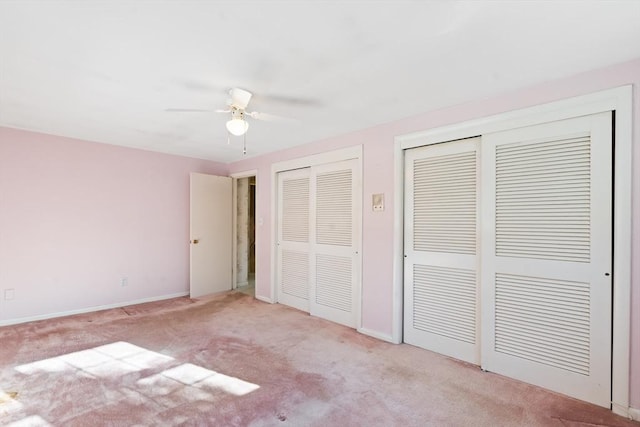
191,239,199,244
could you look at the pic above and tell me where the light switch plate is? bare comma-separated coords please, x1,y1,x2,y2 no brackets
372,193,384,212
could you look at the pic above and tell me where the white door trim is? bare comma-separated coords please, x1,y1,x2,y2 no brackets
393,85,632,415
230,169,259,179
270,145,363,328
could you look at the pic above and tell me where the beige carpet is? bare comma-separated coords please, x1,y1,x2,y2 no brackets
0,292,636,426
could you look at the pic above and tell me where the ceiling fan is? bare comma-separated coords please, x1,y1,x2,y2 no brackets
166,88,290,154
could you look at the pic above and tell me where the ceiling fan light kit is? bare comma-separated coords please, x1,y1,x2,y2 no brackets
225,105,249,136
226,117,249,136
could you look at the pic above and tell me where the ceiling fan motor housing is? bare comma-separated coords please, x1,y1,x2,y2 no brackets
230,106,246,120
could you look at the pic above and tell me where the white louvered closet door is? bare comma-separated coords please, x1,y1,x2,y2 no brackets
404,138,479,364
277,168,311,312
309,159,360,328
480,112,612,407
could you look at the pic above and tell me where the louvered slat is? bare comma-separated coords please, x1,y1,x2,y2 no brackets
281,250,309,300
315,254,352,312
316,170,352,246
495,135,591,262
413,152,476,254
413,265,476,344
282,178,310,242
495,273,590,375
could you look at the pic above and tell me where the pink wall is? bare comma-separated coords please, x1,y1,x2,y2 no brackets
0,127,227,322
228,58,640,408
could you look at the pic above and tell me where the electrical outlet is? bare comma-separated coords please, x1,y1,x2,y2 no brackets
120,277,128,287
4,289,15,300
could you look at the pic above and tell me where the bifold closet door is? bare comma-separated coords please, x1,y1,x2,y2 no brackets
276,160,361,328
309,159,360,328
480,112,612,407
404,138,479,364
276,168,311,312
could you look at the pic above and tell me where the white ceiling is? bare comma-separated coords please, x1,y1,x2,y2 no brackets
1,1,639,163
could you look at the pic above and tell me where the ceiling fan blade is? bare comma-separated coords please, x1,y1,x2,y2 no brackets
164,108,213,113
229,88,253,109
247,111,296,123
253,93,320,107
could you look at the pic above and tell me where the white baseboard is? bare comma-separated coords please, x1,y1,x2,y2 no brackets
612,402,640,421
0,292,189,327
255,295,274,304
358,327,396,343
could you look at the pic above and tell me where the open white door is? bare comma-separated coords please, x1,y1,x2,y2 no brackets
190,173,233,298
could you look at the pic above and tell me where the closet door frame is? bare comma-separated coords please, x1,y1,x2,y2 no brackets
270,145,363,329
394,86,632,416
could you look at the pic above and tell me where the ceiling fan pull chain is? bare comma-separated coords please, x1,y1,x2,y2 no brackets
243,133,247,155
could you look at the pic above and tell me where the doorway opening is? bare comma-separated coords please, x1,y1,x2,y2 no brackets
235,176,256,296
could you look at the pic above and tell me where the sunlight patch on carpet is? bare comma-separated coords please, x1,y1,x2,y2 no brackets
136,373,185,397
14,342,174,377
161,363,260,396
6,415,52,427
13,341,260,415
